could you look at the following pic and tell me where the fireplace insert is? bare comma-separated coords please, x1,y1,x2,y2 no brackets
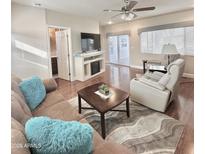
91,61,100,75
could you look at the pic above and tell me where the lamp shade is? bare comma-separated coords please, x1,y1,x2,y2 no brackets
162,43,178,55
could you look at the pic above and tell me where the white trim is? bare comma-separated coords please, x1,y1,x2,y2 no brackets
180,53,194,56
47,25,74,81
130,65,143,69
183,73,194,78
47,24,70,30
45,10,53,78
46,26,53,78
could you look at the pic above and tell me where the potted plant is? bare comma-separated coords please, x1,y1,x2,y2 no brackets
98,84,110,95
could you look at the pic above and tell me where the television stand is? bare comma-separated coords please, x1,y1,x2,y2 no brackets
74,51,105,81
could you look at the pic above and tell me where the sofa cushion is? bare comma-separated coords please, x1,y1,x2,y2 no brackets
11,93,32,125
11,129,31,154
93,142,134,154
11,117,24,133
78,119,134,154
25,117,93,154
43,78,57,93
19,76,46,111
144,72,161,82
12,91,32,117
79,118,105,151
34,91,64,113
139,77,165,91
11,80,25,99
32,101,83,121
153,71,165,78
12,74,22,84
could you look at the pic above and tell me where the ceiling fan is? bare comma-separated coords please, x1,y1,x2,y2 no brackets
104,0,156,21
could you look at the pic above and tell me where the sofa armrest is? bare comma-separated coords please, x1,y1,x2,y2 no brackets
43,78,57,93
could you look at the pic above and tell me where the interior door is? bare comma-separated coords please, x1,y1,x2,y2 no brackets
56,30,70,80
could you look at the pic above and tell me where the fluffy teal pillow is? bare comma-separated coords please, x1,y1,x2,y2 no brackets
25,117,93,154
19,76,46,111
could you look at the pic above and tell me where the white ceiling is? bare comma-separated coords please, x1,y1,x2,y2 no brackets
12,0,194,25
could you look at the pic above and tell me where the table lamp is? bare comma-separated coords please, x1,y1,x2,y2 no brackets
162,43,178,64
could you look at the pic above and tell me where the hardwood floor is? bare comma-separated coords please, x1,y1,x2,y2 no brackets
55,64,194,154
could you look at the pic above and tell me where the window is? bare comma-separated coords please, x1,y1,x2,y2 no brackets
140,26,194,55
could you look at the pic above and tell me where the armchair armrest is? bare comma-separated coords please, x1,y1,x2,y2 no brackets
130,78,171,112
139,77,165,91
43,78,57,93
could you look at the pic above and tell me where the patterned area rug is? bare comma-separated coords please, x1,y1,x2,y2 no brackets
69,97,184,154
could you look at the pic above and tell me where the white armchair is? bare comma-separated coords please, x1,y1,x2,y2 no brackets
130,59,185,112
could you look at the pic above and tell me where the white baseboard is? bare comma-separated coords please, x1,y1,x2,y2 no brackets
130,65,143,69
183,73,194,78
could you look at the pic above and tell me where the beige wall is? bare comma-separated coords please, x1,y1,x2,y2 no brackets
100,9,194,75
46,10,100,52
11,3,50,79
45,10,100,80
11,3,100,79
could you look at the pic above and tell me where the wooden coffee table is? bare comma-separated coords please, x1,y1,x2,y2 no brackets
77,82,130,139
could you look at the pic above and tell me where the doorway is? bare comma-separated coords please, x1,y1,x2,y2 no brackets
48,26,72,81
108,34,130,66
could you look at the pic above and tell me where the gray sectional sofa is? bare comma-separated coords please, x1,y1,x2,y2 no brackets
11,75,133,154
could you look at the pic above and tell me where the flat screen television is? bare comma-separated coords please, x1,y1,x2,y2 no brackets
81,33,101,52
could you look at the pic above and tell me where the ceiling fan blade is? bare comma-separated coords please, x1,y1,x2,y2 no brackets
111,13,124,19
131,12,138,18
104,9,122,12
127,1,138,11
133,6,156,12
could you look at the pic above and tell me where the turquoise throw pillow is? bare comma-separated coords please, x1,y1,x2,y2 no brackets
25,117,93,154
19,76,46,111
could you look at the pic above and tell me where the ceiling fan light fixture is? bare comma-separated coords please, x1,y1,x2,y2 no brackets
121,13,134,21
128,13,133,20
125,17,132,21
105,0,153,22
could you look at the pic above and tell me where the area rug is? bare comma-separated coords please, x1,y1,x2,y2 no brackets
69,97,184,154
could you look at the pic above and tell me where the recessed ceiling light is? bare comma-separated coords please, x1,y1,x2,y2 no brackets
108,20,113,25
